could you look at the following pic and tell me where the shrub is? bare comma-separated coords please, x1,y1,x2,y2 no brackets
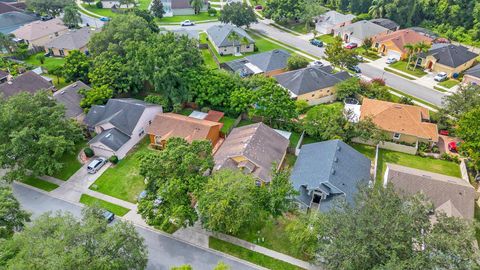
201,107,210,113
95,1,103,8
36,54,45,64
84,147,94,158
172,103,182,113
109,155,119,164
144,94,168,107
208,8,217,16
287,55,309,70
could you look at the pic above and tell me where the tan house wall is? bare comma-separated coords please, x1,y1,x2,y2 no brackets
423,56,476,77
45,45,88,57
463,74,480,85
295,86,335,104
215,44,254,56
377,41,406,59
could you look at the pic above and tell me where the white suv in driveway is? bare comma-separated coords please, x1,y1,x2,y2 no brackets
434,72,448,82
87,157,107,174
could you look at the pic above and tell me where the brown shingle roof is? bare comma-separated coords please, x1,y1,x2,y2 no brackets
0,71,53,98
384,163,476,219
360,98,438,142
12,18,67,41
373,29,432,54
213,123,289,182
147,113,221,143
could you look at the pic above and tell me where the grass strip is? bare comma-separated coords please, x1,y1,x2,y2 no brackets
79,194,130,216
248,30,317,60
22,176,59,192
384,67,416,80
387,87,440,111
209,237,304,270
433,86,448,93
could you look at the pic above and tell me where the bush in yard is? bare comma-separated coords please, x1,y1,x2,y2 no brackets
109,155,119,164
208,8,217,16
287,55,309,70
35,54,45,64
84,147,94,158
144,94,168,107
95,1,103,8
201,107,210,113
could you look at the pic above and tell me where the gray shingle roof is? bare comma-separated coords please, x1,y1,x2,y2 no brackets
421,44,478,68
223,49,290,75
273,65,351,96
53,81,90,118
0,2,21,14
44,27,97,50
84,98,155,136
291,140,371,212
0,70,53,98
370,18,399,31
464,64,480,79
214,123,289,182
88,128,131,151
0,11,37,34
316,11,356,26
206,24,254,48
337,20,389,40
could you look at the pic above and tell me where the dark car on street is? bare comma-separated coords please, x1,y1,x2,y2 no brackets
310,39,323,47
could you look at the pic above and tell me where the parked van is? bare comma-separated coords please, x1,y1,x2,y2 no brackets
87,157,107,174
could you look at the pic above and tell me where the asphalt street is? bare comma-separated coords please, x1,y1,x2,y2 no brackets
12,183,259,270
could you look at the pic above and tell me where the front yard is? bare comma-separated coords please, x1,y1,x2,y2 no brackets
157,12,218,24
317,34,337,44
21,176,59,192
89,139,150,203
376,149,461,183
389,61,427,77
438,79,459,89
79,194,130,216
50,141,86,180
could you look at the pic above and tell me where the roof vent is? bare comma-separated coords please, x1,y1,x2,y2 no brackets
336,145,341,151
72,83,78,87
105,133,111,138
334,157,338,162
331,169,336,175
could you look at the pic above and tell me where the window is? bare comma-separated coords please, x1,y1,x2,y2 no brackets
393,133,401,140
138,128,145,137
148,120,152,125
59,49,64,56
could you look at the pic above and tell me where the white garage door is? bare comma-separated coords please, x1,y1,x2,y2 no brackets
387,50,401,60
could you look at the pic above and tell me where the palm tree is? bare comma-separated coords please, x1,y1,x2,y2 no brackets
189,0,204,15
411,42,430,70
368,0,386,18
62,5,82,28
404,43,415,69
0,33,16,54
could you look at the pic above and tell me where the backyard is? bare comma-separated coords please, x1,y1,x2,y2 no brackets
375,149,461,183
219,116,236,134
350,143,376,160
89,139,150,203
50,141,86,180
24,52,65,71
79,194,130,216
389,61,427,77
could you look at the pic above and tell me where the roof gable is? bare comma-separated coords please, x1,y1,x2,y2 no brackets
465,64,480,79
206,24,255,48
338,20,389,40
45,27,97,50
53,81,90,118
424,44,478,68
0,71,53,98
12,18,67,40
244,49,290,72
374,29,433,53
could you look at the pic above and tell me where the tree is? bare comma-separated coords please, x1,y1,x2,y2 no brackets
315,185,479,269
368,0,386,18
324,37,359,69
411,41,430,70
197,169,266,235
83,0,94,6
286,211,323,259
265,169,297,217
26,0,75,16
0,33,16,54
189,0,204,14
79,85,113,110
35,53,45,64
138,138,213,230
13,43,29,60
399,96,414,105
353,117,388,144
213,262,231,270
229,87,255,115
263,0,303,23
299,0,327,30
0,185,30,239
361,37,373,53
151,0,165,18
253,80,297,123
403,43,415,68
303,103,352,141
133,9,160,33
456,107,480,170
0,207,148,269
48,65,63,85
171,266,192,270
334,77,363,100
219,2,257,28
62,5,81,28
0,92,83,181
286,55,309,70
441,84,480,118
63,50,90,83
89,51,135,94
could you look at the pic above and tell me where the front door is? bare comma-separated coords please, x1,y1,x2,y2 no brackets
236,46,240,53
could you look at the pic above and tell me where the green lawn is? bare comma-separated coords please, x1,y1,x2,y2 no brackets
137,0,152,9
157,12,218,24
24,52,65,71
350,143,376,161
79,194,130,216
201,49,218,69
22,176,59,192
475,204,480,245
389,61,427,77
317,34,337,44
90,140,150,203
356,49,381,60
44,74,69,89
209,237,304,270
384,67,416,80
178,108,194,116
438,79,459,89
220,116,236,134
289,132,321,148
50,141,86,180
278,22,309,34
284,153,297,169
376,149,461,183
81,4,119,18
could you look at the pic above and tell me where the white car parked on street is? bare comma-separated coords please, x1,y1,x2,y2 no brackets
181,20,195,26
386,57,397,64
309,60,324,67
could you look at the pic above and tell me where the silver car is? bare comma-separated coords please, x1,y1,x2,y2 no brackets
87,157,107,174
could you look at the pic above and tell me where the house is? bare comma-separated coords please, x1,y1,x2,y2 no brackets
222,49,290,77
161,0,208,16
84,99,162,159
359,98,438,144
100,1,134,8
0,70,8,83
373,29,433,60
291,140,371,212
213,123,289,184
463,64,480,85
383,163,476,220
0,70,54,98
273,65,351,105
147,113,222,149
418,44,478,77
334,20,391,45
369,18,399,32
206,24,255,56
315,10,356,35
53,81,90,122
44,27,98,57
0,11,37,34
12,18,68,47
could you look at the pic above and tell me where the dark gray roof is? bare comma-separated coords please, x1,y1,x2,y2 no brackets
0,70,53,98
408,27,438,39
465,64,480,79
420,44,478,68
274,66,351,96
45,27,97,50
223,49,290,75
291,140,371,212
370,18,399,31
88,128,130,151
53,81,90,118
0,11,37,34
206,24,254,48
84,98,155,136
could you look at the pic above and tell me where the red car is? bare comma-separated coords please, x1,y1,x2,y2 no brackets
448,141,460,152
345,42,358,49
255,5,263,10
439,130,449,136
